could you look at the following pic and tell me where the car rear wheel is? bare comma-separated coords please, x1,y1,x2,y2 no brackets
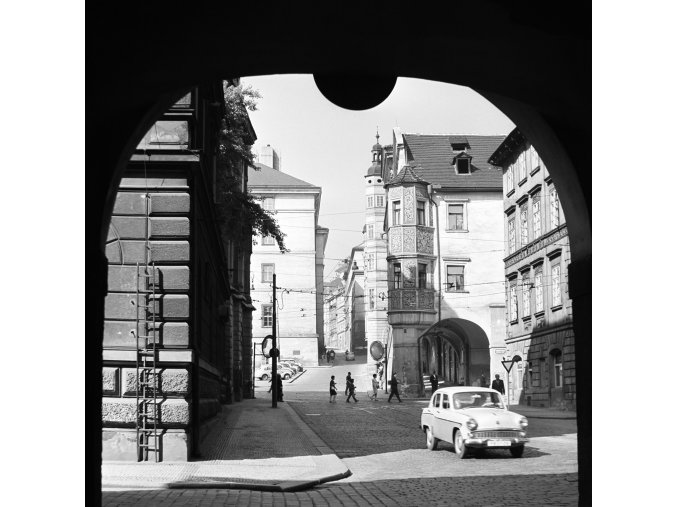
283,373,291,380
454,430,469,459
261,374,269,381
425,427,439,450
510,445,525,458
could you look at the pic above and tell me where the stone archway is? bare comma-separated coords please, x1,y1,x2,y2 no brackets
88,4,591,497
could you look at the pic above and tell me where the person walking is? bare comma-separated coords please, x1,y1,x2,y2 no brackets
346,376,358,403
388,372,402,402
329,375,337,403
369,373,379,401
345,372,353,395
491,374,505,395
268,373,283,402
378,362,384,388
429,371,439,395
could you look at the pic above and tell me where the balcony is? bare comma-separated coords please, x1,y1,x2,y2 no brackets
388,288,436,312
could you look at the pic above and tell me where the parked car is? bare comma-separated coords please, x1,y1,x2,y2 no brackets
278,361,299,374
280,357,303,371
255,364,293,381
420,386,529,459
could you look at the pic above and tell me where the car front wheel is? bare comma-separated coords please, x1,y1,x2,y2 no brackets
283,373,291,380
425,427,439,450
454,430,469,459
261,374,269,381
510,445,525,458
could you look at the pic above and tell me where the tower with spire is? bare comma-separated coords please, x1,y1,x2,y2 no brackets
362,129,390,366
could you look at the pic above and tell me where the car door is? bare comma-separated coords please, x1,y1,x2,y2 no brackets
429,393,442,438
435,393,458,443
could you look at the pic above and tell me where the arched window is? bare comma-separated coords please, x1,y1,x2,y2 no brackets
551,349,563,388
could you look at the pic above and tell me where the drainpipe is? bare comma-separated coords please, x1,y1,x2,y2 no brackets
426,184,443,396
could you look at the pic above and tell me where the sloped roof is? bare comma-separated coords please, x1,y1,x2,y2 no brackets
248,162,320,190
385,164,429,187
402,134,505,189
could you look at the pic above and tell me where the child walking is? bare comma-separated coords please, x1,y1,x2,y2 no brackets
329,375,337,403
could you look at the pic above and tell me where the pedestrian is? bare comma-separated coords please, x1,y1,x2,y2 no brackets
329,375,337,403
387,372,402,402
346,376,358,403
429,370,439,395
345,372,352,395
378,362,384,388
369,373,379,401
480,373,487,388
268,373,284,402
491,374,505,395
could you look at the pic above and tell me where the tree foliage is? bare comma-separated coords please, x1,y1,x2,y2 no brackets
215,82,287,252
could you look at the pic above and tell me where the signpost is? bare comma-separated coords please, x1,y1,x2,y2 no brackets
501,359,515,409
271,273,278,408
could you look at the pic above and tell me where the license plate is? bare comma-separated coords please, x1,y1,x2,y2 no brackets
487,440,511,447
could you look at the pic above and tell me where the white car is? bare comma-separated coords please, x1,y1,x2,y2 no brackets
255,364,293,381
420,386,529,458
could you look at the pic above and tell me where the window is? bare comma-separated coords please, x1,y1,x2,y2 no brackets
137,120,190,150
392,200,401,225
509,281,518,322
369,289,375,310
508,216,516,254
530,146,540,172
522,274,531,318
518,152,527,182
534,266,544,313
367,224,374,239
418,263,427,288
262,234,275,245
262,305,273,327
532,192,542,238
520,204,529,246
393,263,402,289
376,195,384,207
442,394,451,409
550,185,560,229
447,203,464,230
526,361,533,388
367,196,374,208
552,350,563,388
446,265,464,292
416,201,426,225
261,263,275,283
457,158,470,174
262,197,275,211
433,393,441,408
551,264,562,307
506,167,514,194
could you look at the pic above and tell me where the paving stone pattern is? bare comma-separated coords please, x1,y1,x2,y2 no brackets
102,474,578,506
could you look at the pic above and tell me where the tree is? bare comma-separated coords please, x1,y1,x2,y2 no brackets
215,82,287,252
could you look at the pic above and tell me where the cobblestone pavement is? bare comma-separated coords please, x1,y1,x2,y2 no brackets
102,473,578,506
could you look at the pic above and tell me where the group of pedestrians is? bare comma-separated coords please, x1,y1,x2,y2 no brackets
329,371,402,403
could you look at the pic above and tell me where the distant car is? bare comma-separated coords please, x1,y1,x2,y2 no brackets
420,386,529,459
255,364,293,381
278,361,299,374
280,358,303,371
345,350,355,361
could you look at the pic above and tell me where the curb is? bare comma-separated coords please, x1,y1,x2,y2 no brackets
165,469,352,491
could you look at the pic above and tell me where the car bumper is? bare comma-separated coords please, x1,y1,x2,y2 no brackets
464,437,529,448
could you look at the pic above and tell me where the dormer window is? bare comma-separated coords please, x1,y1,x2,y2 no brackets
453,152,472,175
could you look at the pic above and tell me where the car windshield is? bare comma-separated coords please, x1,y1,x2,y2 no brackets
452,392,505,410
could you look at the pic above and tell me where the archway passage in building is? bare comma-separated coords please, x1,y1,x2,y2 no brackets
419,318,491,390
88,4,590,500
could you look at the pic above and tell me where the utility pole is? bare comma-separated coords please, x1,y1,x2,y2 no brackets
272,273,278,408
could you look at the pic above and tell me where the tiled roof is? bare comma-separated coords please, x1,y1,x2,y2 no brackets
248,162,320,190
487,128,526,166
402,134,505,190
385,164,429,187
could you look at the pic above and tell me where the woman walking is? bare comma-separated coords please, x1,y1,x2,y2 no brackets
329,375,337,403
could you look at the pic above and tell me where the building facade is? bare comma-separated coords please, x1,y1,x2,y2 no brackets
489,128,576,410
248,157,327,369
379,129,507,396
362,134,390,365
102,81,256,461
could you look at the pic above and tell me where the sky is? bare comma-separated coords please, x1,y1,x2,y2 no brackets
243,74,516,280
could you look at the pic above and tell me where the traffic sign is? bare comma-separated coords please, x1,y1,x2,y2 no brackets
501,360,514,373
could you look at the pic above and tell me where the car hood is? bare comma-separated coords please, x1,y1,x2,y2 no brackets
461,408,524,428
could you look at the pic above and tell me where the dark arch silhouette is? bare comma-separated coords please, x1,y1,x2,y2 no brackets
88,3,590,502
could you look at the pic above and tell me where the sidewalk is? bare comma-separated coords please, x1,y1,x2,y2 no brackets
101,397,351,492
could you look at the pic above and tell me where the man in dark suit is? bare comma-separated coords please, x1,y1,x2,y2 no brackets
491,374,505,395
429,371,439,395
345,372,352,395
388,373,402,402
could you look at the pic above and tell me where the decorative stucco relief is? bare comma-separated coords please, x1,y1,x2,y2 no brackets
389,187,403,199
415,187,426,200
402,290,417,309
420,290,434,309
416,229,434,254
403,187,415,224
403,227,415,252
389,228,402,253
